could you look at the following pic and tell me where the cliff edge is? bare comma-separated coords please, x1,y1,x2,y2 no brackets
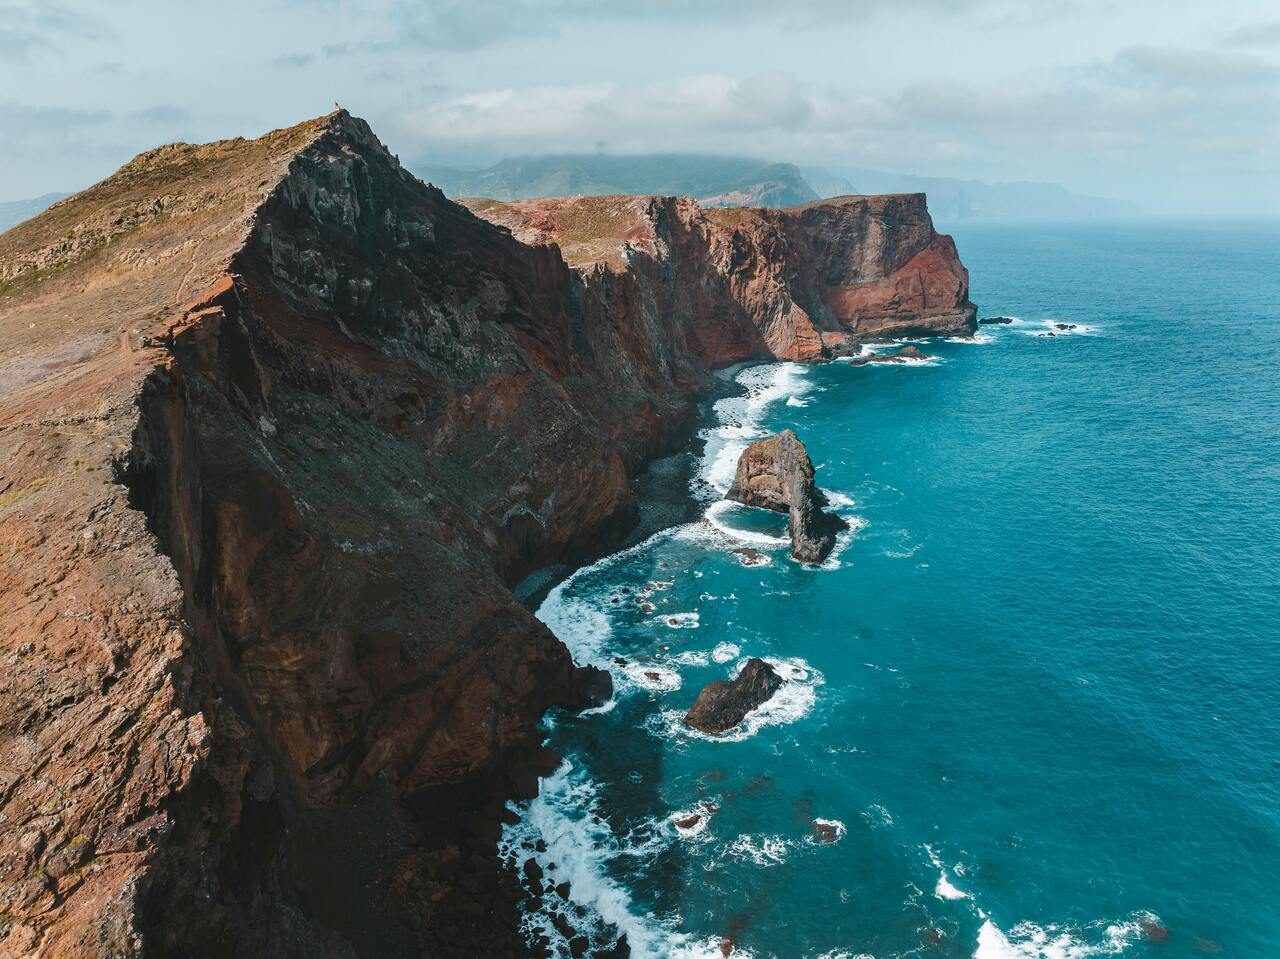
0,111,974,958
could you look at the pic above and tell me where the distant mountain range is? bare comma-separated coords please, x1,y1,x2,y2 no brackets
416,154,818,208
416,154,1138,221
0,193,69,233
804,166,1141,221
2,156,1138,238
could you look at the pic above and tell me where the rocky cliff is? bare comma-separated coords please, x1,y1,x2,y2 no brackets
0,111,974,958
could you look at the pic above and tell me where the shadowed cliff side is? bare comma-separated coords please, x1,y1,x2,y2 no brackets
0,111,974,958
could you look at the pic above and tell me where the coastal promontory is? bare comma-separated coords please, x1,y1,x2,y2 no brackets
0,111,975,957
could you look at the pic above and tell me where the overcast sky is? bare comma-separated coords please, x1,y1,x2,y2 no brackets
3,0,1278,215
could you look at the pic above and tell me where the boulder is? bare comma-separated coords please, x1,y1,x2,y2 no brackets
847,344,934,366
726,430,846,563
684,658,783,733
979,315,1015,324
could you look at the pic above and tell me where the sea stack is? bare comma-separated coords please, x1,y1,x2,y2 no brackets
684,658,784,733
726,430,847,563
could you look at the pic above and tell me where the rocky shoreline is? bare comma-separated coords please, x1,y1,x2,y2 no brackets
0,111,976,957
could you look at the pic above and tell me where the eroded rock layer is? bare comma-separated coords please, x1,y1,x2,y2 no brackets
0,111,974,958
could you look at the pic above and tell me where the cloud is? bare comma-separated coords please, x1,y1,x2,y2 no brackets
1114,45,1280,86
1224,20,1280,47
274,52,316,69
0,1,112,58
129,104,191,125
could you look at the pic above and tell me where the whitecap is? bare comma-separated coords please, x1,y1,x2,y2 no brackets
822,489,856,509
863,804,894,827
711,642,741,664
722,834,792,867
974,916,1148,958
621,663,682,692
670,806,713,839
660,611,700,629
926,844,971,901
695,363,812,499
1020,319,1099,338
502,760,739,959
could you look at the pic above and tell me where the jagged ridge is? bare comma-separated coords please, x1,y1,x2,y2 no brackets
0,111,975,958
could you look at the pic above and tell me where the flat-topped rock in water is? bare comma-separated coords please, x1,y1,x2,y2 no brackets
726,430,848,563
979,315,1015,324
847,344,935,366
684,658,784,733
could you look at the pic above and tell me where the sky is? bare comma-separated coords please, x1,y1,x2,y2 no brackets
2,0,1279,215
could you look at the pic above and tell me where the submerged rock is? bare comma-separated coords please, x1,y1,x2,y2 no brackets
812,821,840,843
726,430,847,563
684,658,783,733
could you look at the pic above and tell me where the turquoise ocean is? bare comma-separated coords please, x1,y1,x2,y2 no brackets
501,221,1280,959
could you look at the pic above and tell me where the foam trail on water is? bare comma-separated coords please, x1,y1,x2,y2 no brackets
501,760,734,959
696,363,811,500
973,915,1151,959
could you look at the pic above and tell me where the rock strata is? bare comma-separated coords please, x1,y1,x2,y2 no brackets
0,110,975,957
726,430,848,563
684,658,783,733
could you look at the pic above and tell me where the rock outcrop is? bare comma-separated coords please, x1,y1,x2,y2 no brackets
726,430,847,563
684,659,784,733
847,344,935,366
0,111,974,957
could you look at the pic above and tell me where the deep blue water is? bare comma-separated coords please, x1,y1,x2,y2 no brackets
502,221,1280,959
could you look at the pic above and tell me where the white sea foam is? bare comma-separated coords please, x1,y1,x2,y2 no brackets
822,489,856,509
670,805,714,839
660,611,701,629
671,649,711,667
862,803,894,827
535,526,684,667
810,818,847,844
711,642,741,663
974,915,1150,959
704,499,790,547
502,759,747,959
723,833,792,867
926,845,971,901
696,363,811,500
621,663,683,692
1020,319,1099,338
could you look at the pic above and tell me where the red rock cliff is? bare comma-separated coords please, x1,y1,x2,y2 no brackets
0,111,974,958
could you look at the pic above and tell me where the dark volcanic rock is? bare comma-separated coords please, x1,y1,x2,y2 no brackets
847,344,934,366
0,109,977,957
726,430,847,563
684,658,783,733
979,315,1015,324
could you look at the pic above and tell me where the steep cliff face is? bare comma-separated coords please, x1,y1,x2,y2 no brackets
0,112,975,958
468,190,976,362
